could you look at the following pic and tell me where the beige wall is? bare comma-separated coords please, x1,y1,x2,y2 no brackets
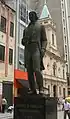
0,3,15,82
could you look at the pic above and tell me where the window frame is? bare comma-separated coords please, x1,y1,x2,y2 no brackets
0,16,6,33
9,48,13,65
0,45,5,62
10,22,14,37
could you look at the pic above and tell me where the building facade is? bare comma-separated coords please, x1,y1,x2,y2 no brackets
5,0,28,70
65,0,70,94
0,1,15,106
39,4,67,98
5,0,29,96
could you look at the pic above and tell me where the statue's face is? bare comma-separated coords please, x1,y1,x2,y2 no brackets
29,12,37,22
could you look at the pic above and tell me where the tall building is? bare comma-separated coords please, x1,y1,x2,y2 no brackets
5,0,29,96
47,0,70,95
0,1,15,107
14,0,28,71
28,0,70,95
65,0,70,93
39,3,67,97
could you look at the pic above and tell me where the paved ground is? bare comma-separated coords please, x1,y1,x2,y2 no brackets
0,112,13,119
0,110,69,119
57,110,69,119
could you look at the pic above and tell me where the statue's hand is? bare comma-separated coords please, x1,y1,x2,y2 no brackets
41,49,45,57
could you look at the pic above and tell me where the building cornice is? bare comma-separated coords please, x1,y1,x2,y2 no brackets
45,49,66,63
0,0,15,12
43,73,67,83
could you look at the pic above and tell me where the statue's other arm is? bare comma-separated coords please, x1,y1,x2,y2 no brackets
41,25,47,57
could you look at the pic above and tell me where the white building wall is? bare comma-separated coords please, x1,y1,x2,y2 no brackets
41,18,68,98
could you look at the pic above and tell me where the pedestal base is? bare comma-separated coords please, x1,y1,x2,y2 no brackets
14,95,57,119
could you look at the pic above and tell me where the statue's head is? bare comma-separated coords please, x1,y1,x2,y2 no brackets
29,11,38,23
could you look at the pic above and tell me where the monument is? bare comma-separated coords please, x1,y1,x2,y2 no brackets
21,11,47,95
14,11,57,119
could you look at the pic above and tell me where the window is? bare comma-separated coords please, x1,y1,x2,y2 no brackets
53,62,56,76
48,85,50,94
52,34,54,45
9,49,13,65
65,45,67,53
45,80,47,87
63,19,65,26
64,27,65,33
63,11,64,17
20,3,28,24
59,87,61,95
67,76,70,86
62,3,63,8
66,64,68,73
64,36,66,44
20,5,26,22
0,16,6,33
0,45,5,61
63,88,65,98
63,68,65,79
10,22,14,37
66,54,67,61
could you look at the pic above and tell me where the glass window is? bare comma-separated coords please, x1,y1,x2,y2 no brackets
66,54,67,61
67,76,69,86
9,49,13,65
63,19,65,26
52,34,54,45
63,68,65,79
63,88,65,98
0,16,6,33
66,64,68,73
48,85,50,94
53,62,56,76
19,47,25,70
10,22,14,37
65,45,67,53
64,36,66,44
63,11,64,17
20,5,26,22
62,3,64,9
20,3,28,24
64,27,65,33
0,45,5,61
59,87,61,95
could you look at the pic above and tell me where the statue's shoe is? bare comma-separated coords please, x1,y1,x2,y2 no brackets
28,90,37,95
39,90,44,95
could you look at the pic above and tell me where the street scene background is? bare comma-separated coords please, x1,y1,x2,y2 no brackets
0,0,70,119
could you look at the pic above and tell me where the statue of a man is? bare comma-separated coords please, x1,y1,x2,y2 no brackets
22,11,47,95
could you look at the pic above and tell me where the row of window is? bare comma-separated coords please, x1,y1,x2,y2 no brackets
61,1,68,62
0,16,14,37
0,45,13,65
44,84,66,97
50,62,65,78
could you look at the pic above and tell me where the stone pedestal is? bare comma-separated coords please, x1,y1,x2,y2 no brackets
14,95,57,119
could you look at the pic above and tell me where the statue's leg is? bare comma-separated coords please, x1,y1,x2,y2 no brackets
32,50,43,94
27,57,36,94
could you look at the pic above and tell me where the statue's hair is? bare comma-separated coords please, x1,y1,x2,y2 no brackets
29,11,38,20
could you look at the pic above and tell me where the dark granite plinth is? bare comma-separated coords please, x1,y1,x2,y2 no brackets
14,95,57,119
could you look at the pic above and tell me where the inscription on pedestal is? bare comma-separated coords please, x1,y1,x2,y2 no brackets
15,103,44,119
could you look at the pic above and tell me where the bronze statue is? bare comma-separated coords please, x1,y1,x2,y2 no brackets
22,11,47,95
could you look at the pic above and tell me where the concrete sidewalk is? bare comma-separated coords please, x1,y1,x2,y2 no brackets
57,110,69,119
0,112,13,119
